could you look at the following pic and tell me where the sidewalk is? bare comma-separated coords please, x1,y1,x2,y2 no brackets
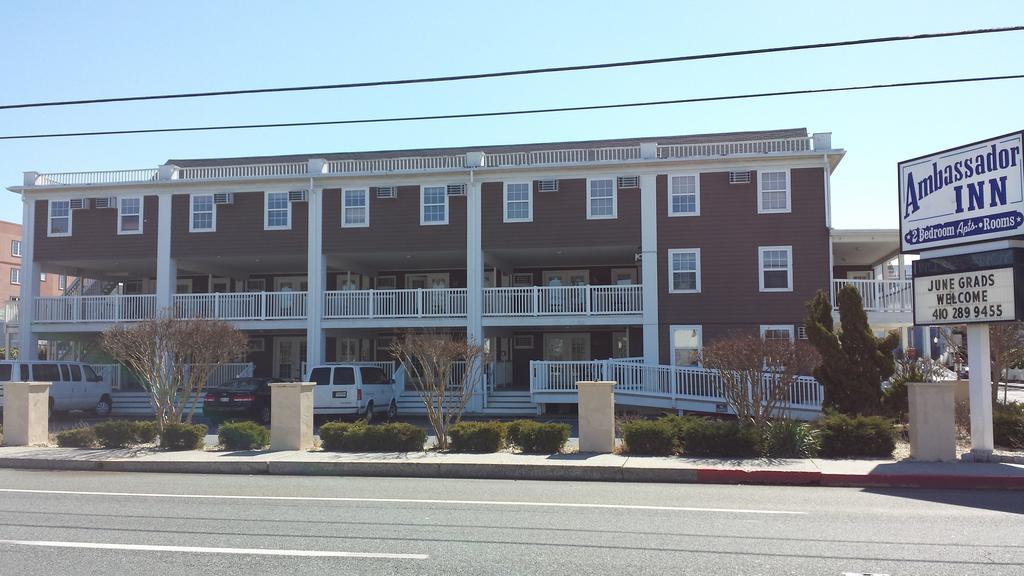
1,445,1022,489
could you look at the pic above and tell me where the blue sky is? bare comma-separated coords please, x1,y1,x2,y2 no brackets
1,1,1021,228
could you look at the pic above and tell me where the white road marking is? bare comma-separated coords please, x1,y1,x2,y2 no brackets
0,539,428,559
0,488,804,515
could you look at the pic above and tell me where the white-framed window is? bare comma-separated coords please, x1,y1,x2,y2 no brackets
10,240,21,257
248,338,266,353
668,248,701,293
10,268,20,285
760,325,795,341
58,274,67,290
40,273,46,282
375,275,397,289
421,185,448,225
503,182,532,222
587,178,617,219
190,194,216,232
670,325,702,367
342,188,369,228
47,200,72,237
117,197,143,234
265,191,291,230
245,278,266,292
758,169,791,213
759,246,793,292
668,173,700,216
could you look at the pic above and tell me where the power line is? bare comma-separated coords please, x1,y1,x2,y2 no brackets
2,73,1021,141
1,26,1021,111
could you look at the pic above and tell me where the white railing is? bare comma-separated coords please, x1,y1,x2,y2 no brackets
832,279,913,312
484,146,642,167
174,292,308,320
35,168,158,186
483,285,642,316
176,162,308,180
92,363,129,391
324,288,467,319
657,137,813,159
186,362,255,387
326,155,465,174
34,295,157,323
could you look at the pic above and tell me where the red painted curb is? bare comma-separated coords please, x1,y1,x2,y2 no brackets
696,468,821,485
821,473,1024,490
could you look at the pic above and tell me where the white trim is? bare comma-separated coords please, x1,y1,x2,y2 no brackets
669,324,702,367
503,181,533,223
420,185,448,226
47,199,72,237
10,267,20,285
189,194,216,233
667,248,701,293
341,187,370,228
760,324,795,342
667,172,700,217
117,196,143,235
758,245,793,292
264,190,292,230
10,240,21,258
757,168,791,214
586,177,617,220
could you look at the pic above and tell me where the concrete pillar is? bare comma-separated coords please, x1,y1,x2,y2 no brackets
18,197,39,360
2,382,50,446
639,174,659,364
908,381,956,461
155,194,175,314
578,381,616,453
305,186,324,371
966,324,994,457
465,179,485,412
270,382,315,450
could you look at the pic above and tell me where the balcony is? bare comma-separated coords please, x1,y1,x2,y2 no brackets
831,279,912,313
324,288,467,319
483,284,642,324
175,292,308,320
34,295,157,323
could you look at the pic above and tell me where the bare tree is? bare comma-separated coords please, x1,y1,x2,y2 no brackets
389,332,487,450
700,334,820,428
943,324,1024,404
102,313,248,429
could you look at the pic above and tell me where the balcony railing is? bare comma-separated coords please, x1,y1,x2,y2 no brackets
175,292,308,320
34,295,157,323
483,285,643,316
324,288,468,319
832,279,913,313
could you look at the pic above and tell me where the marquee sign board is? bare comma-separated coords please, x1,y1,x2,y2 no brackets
899,131,1024,253
913,267,1017,325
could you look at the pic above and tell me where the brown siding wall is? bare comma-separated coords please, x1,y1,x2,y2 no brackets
482,179,641,250
34,197,158,262
656,168,829,362
322,186,466,254
171,192,307,258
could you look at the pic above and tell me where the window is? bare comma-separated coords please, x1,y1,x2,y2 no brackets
69,365,82,381
118,197,143,234
668,173,699,216
40,273,46,282
245,278,266,292
333,366,355,385
361,367,389,385
374,276,397,290
758,169,790,213
265,191,291,229
342,188,369,227
58,275,67,290
503,182,532,222
670,325,702,367
10,268,20,285
587,178,617,219
190,194,215,232
759,246,793,292
248,338,266,353
33,364,60,382
0,364,10,382
48,200,71,237
760,325,795,341
421,186,448,225
11,240,21,257
668,249,700,293
310,367,331,386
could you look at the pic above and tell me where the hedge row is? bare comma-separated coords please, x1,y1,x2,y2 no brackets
319,421,426,452
218,420,270,450
55,420,206,451
995,402,1024,449
448,420,570,454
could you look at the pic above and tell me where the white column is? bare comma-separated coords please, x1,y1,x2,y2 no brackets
155,194,176,313
306,185,325,371
966,324,994,456
466,178,485,411
18,196,39,360
639,173,659,364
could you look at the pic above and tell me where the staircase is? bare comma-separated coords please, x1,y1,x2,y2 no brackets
395,389,538,416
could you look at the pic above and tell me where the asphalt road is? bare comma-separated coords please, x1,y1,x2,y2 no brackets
0,470,1021,575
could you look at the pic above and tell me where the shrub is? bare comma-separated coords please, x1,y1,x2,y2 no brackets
760,419,820,458
506,420,570,454
132,421,158,444
448,421,505,453
56,427,98,448
881,380,909,418
658,414,706,447
682,419,760,457
621,419,676,455
817,413,895,458
319,421,425,452
218,420,270,450
994,403,1024,449
159,423,207,451
93,421,138,448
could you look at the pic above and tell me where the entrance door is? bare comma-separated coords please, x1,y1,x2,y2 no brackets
274,337,307,380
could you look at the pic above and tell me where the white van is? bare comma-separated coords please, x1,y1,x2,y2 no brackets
0,361,113,417
306,364,397,421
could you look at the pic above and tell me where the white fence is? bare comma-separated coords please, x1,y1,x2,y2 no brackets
176,162,308,180
832,279,913,312
327,155,465,174
35,168,158,186
175,292,308,320
324,288,467,319
657,137,812,159
34,295,157,323
483,285,643,316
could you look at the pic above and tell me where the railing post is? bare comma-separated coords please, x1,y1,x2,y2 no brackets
532,287,539,316
115,296,122,321
417,288,423,317
214,293,220,319
261,292,267,320
585,286,592,313
369,291,376,318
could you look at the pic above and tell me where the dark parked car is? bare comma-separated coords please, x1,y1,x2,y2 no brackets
203,377,283,424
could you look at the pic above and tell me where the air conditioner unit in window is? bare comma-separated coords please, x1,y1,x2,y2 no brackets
69,198,88,210
213,193,234,205
729,171,752,184
375,186,396,199
446,183,466,196
797,326,808,340
288,190,308,202
91,197,116,209
617,176,639,188
537,179,558,192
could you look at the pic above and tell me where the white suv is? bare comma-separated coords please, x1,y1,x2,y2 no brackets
0,361,113,417
306,364,397,421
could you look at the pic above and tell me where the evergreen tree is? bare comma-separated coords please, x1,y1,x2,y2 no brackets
805,285,899,414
